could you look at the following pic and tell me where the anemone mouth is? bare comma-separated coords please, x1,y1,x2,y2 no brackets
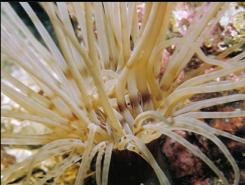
1,2,245,185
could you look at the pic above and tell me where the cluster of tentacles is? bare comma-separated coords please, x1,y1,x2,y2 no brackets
1,2,245,185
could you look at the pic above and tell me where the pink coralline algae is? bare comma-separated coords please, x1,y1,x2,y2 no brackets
162,131,203,177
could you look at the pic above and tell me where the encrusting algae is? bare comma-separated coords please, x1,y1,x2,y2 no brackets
1,2,245,185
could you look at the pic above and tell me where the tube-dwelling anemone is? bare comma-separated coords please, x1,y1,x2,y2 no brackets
1,2,245,185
